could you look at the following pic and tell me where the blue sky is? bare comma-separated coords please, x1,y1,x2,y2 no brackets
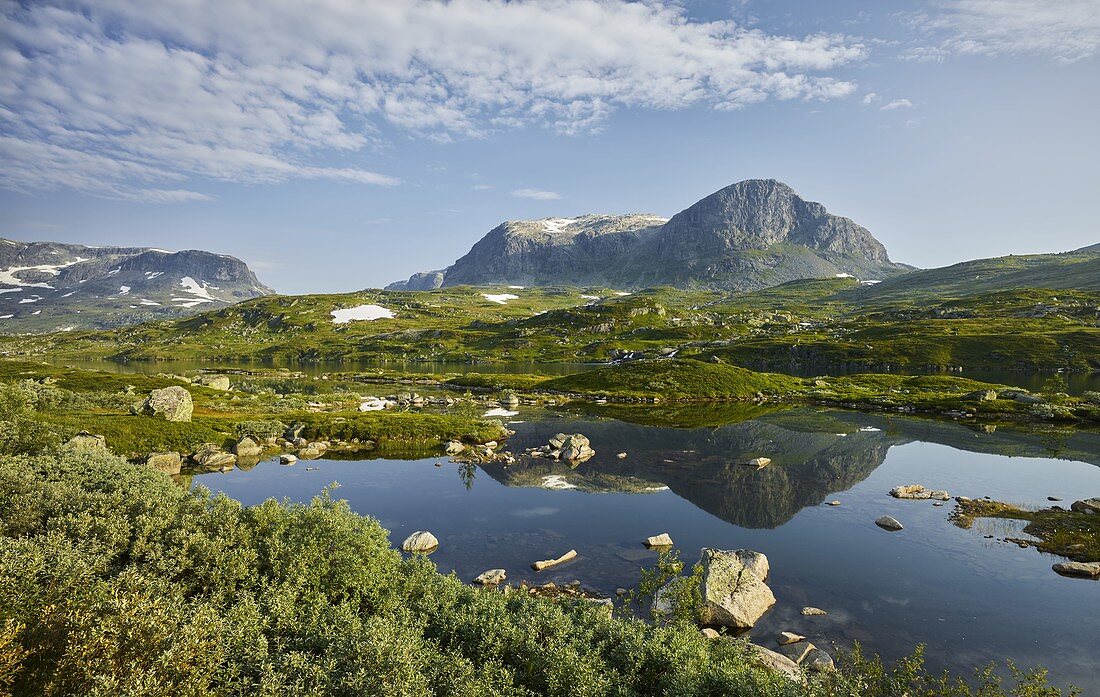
1,0,1097,293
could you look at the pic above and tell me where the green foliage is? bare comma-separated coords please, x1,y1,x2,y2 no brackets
540,360,803,400
231,419,287,441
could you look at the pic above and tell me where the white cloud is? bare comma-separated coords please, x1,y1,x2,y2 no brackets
511,188,562,201
880,99,914,111
861,92,881,105
0,1,866,201
906,0,1100,64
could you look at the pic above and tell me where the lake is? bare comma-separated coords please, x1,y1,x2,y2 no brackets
192,405,1100,692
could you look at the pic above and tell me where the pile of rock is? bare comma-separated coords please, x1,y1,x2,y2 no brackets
527,433,595,462
890,484,950,501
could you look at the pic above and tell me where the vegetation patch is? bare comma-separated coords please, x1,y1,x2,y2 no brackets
539,360,803,400
952,499,1100,562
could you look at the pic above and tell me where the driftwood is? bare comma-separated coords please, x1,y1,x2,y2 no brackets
531,549,577,571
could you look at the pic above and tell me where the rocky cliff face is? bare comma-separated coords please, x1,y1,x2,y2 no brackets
388,179,911,291
0,239,272,332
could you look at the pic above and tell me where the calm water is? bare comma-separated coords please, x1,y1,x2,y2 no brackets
195,406,1100,691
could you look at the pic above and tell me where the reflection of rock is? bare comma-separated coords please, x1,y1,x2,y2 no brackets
482,411,897,529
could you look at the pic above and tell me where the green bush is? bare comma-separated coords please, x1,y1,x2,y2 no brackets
232,419,287,441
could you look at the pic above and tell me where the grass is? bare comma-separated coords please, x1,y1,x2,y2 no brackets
952,499,1100,562
538,360,803,400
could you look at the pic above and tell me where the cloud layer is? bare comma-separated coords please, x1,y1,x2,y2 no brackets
907,0,1100,64
0,0,865,201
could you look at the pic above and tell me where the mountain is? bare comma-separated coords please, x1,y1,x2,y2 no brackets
858,242,1100,303
388,179,912,291
0,239,272,333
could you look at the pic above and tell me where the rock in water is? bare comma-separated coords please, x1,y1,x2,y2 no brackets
191,444,236,469
402,531,439,553
804,648,836,673
698,548,776,628
532,549,578,571
875,515,904,531
279,453,298,465
1070,498,1100,514
643,533,674,548
1052,562,1100,578
801,606,827,616
139,386,193,422
777,631,806,646
445,441,465,454
474,569,507,585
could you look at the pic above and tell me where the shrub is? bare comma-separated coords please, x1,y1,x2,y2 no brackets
232,419,287,441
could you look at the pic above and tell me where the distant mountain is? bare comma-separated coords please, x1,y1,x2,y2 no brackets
0,239,272,332
859,242,1100,303
388,179,912,291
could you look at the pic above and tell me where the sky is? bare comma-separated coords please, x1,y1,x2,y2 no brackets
1,0,1098,294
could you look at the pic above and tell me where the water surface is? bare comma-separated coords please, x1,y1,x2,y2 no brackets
196,407,1100,691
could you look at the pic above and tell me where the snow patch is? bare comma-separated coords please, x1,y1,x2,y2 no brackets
119,285,131,295
31,310,41,315
483,408,519,418
331,304,395,324
835,273,855,279
507,285,525,289
0,288,23,294
483,293,519,305
613,291,631,296
145,271,163,279
0,256,88,289
0,315,12,319
541,475,577,490
179,277,216,300
858,426,882,432
18,297,39,304
860,279,881,285
139,299,161,306
580,294,600,300
107,268,121,275
541,218,576,233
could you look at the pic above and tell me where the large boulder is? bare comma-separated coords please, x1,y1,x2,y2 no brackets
138,386,193,422
550,433,595,462
402,531,439,553
233,436,263,458
698,548,776,628
1070,498,1100,515
64,431,107,451
191,444,236,470
146,452,182,475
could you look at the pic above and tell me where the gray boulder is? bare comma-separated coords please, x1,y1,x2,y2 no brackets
233,436,263,458
698,548,776,628
749,644,802,683
146,452,182,475
402,531,439,553
1052,561,1100,578
195,374,230,391
64,431,107,451
474,569,507,585
1070,498,1100,515
875,515,904,531
191,444,236,469
138,386,193,422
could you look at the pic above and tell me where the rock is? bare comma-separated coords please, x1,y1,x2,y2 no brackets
532,549,577,571
804,648,836,673
643,533,674,548
891,484,948,500
965,389,998,402
500,393,520,407
1014,393,1043,405
233,436,263,458
474,569,507,585
875,515,904,531
402,531,439,553
745,457,771,468
1070,498,1100,515
556,434,595,462
64,431,107,451
777,631,806,646
749,644,802,683
191,444,236,469
777,641,815,664
825,501,841,506
146,451,182,475
617,452,628,459
280,453,298,465
138,386,193,422
697,548,776,628
1047,496,1062,502
801,607,827,616
700,628,720,639
1052,561,1100,578
194,374,230,390
445,441,465,454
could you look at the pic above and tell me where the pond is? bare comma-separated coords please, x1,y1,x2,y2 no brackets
193,406,1100,692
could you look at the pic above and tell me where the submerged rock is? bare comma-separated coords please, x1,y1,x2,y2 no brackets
801,606,827,616
402,531,439,553
777,631,805,646
698,548,775,628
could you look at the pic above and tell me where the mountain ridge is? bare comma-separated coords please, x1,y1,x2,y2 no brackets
0,239,272,333
388,179,912,291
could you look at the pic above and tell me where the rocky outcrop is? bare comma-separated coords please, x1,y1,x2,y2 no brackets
389,180,910,291
136,386,193,422
697,548,776,628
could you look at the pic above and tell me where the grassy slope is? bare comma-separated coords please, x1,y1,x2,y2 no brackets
2,281,1096,372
